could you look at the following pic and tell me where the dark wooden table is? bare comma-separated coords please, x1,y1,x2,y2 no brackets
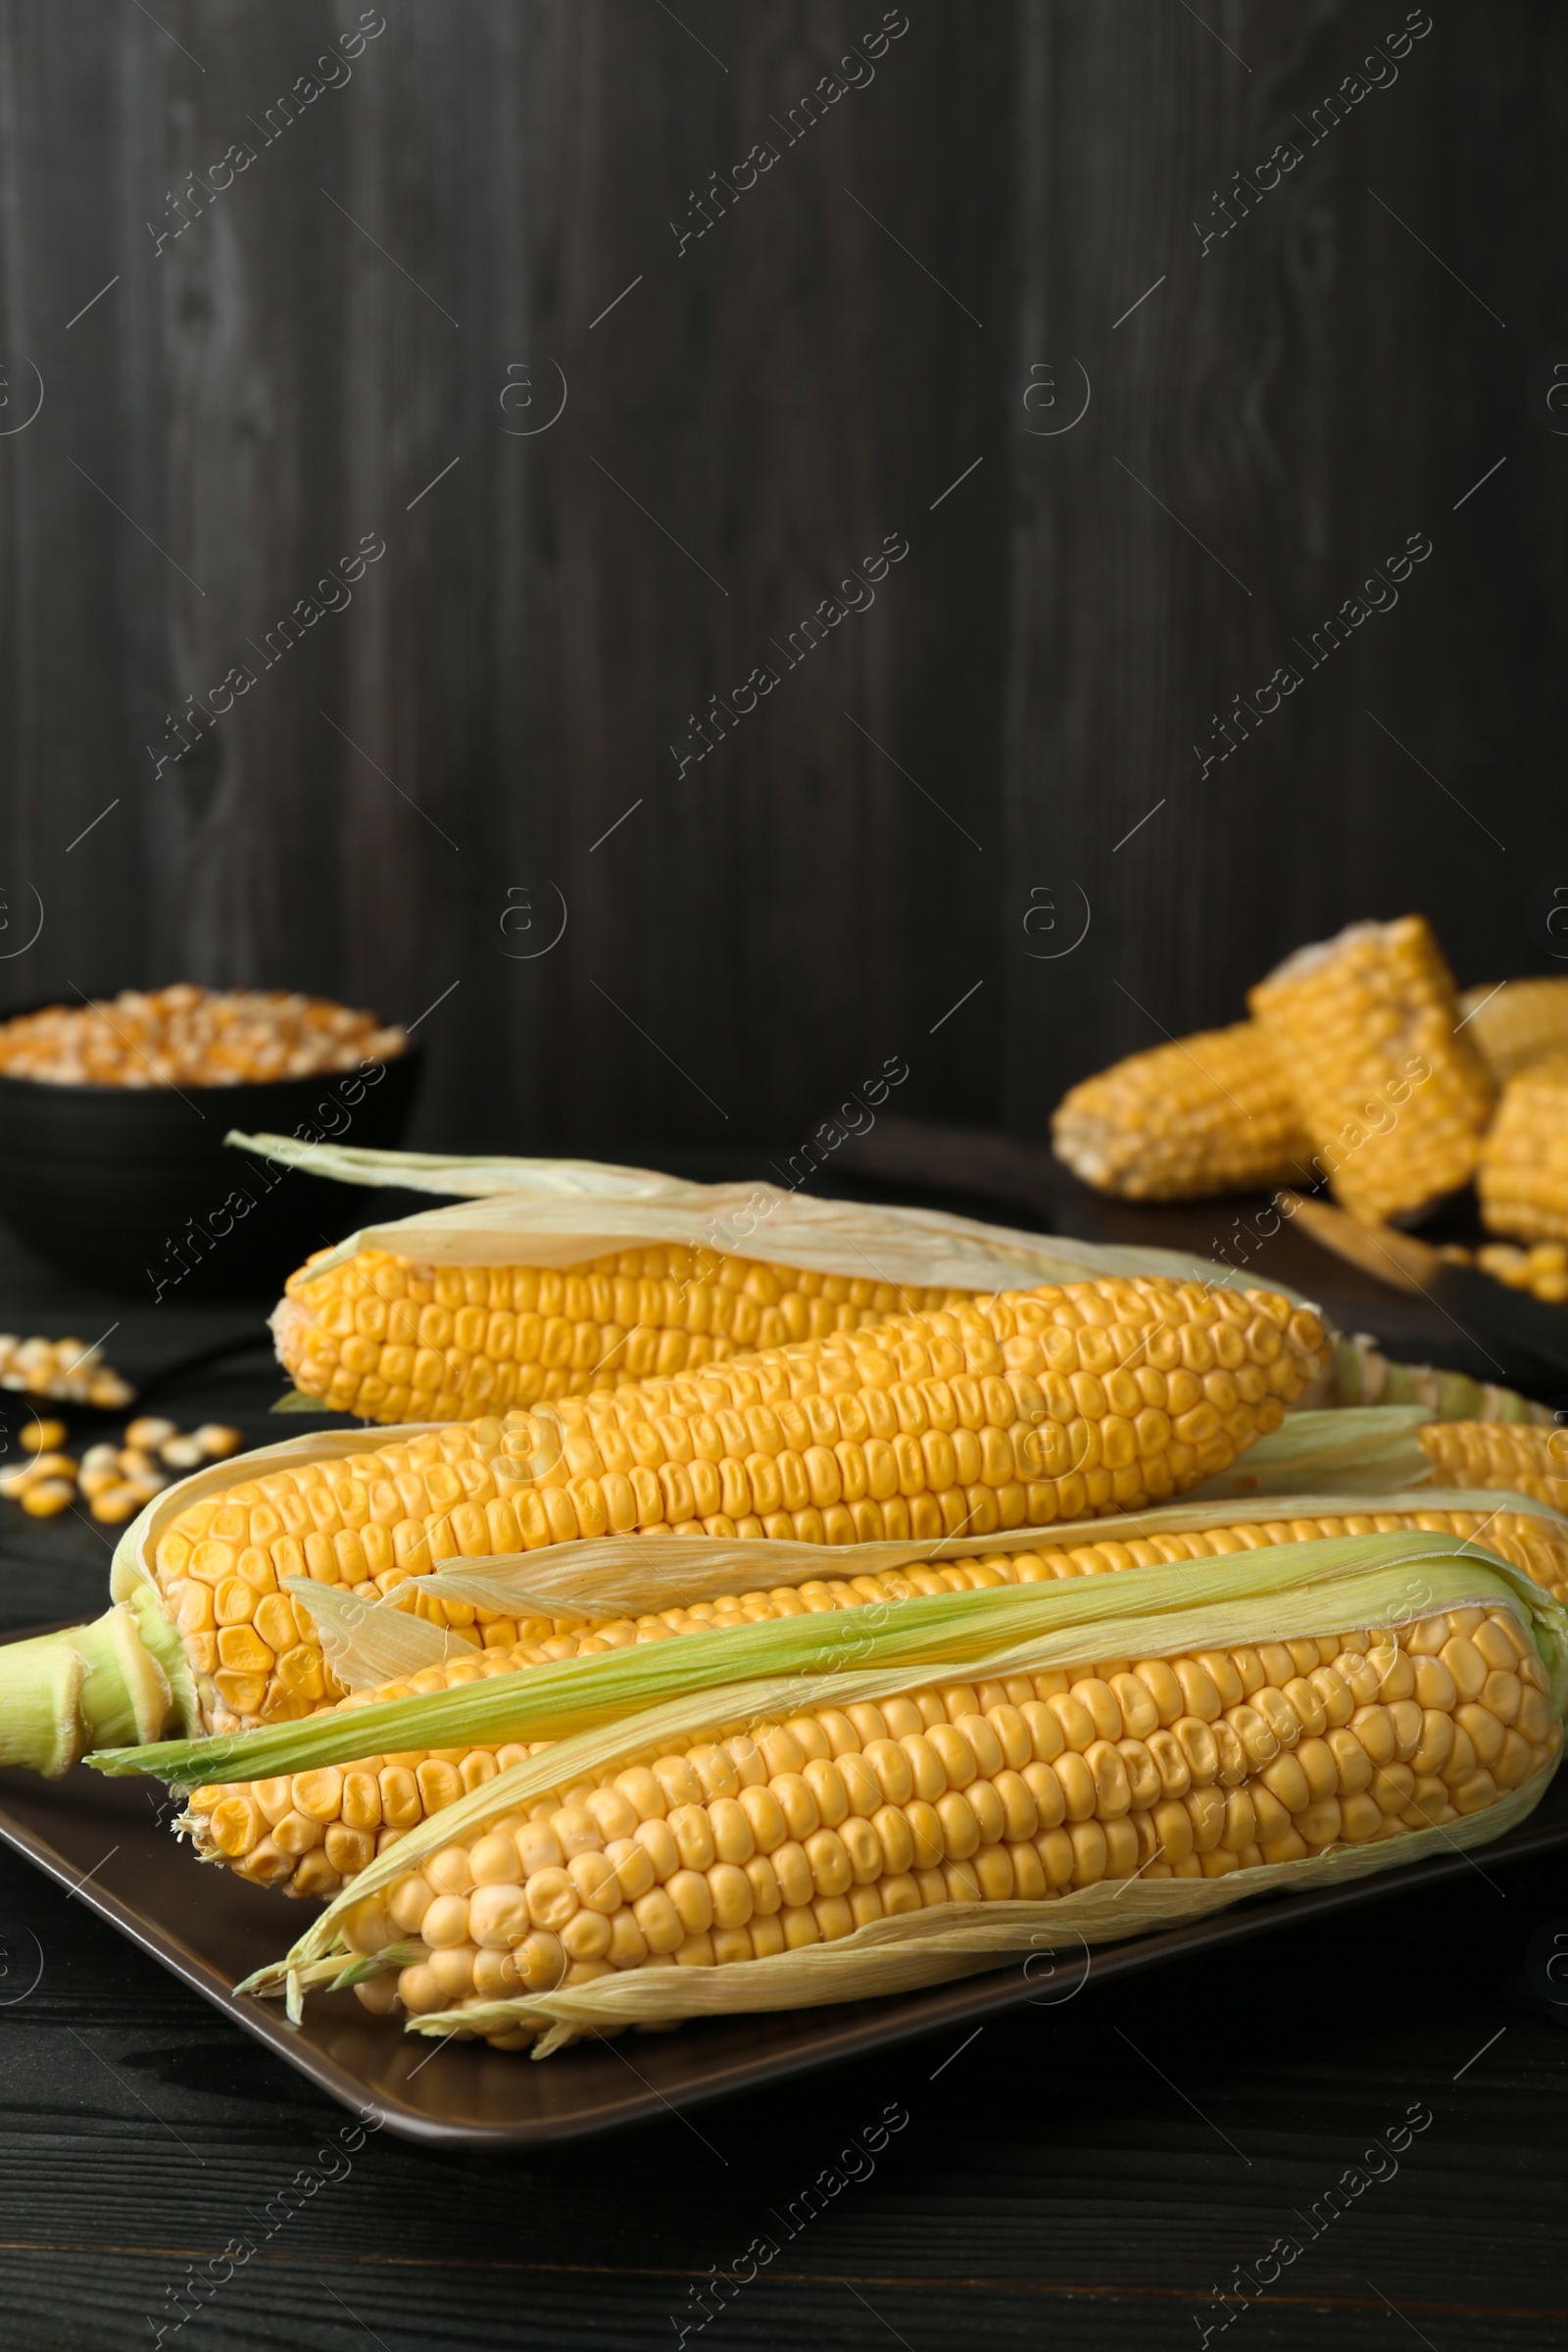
1,1172,1565,2352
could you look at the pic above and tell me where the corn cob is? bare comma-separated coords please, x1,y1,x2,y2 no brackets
1051,1022,1311,1200
1459,977,1568,1084
276,1245,971,1423
1477,1056,1568,1245
1249,916,1494,1221
1419,1420,1568,1514
152,1279,1326,1735
183,1497,1568,1901
100,1531,1561,2049
328,1597,1560,2044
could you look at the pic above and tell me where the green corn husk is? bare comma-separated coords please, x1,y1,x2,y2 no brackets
0,1582,197,1775
238,1135,1315,1298
1323,1333,1551,1425
220,1530,1564,2033
1190,1406,1434,1496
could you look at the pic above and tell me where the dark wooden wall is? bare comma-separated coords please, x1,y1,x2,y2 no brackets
0,1,1561,1157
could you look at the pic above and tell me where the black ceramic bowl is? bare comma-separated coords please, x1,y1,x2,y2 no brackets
0,1029,422,1299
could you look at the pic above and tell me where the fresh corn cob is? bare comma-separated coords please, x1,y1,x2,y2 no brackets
1460,977,1568,1084
101,1530,1563,2050
1051,1022,1312,1200
150,1278,1327,1735
182,1496,1568,1901
1419,1420,1568,1514
276,1245,971,1423
1249,916,1494,1221
300,1594,1562,2047
1477,1057,1568,1245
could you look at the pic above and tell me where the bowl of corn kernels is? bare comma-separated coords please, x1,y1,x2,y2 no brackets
0,985,421,1298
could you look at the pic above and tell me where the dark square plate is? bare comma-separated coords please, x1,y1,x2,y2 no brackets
2,1688,1565,2145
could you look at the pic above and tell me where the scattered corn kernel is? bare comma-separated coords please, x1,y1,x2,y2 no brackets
0,1334,134,1407
124,1417,176,1451
193,1424,243,1458
26,1453,76,1482
22,1479,74,1518
21,1420,68,1454
90,1483,146,1524
1,1416,243,1523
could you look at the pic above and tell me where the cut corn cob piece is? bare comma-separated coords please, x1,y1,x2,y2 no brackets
1051,1022,1312,1200
1249,916,1494,1221
1460,978,1568,1084
153,1277,1327,1734
1419,1420,1568,1515
182,1494,1568,1900
275,1244,973,1424
1478,1057,1568,1246
318,1596,1563,2047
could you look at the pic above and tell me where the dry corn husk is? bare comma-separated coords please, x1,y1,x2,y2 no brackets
91,1531,1567,2035
231,1133,1312,1298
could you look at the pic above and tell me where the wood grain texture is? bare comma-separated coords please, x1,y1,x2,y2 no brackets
1003,1,1568,1133
0,1,1559,1166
